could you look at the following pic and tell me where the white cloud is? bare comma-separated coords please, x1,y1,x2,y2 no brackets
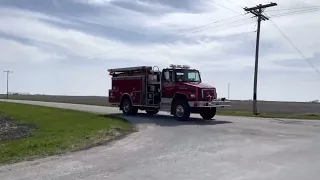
135,0,179,13
0,7,70,25
0,7,244,68
76,0,114,5
0,38,62,63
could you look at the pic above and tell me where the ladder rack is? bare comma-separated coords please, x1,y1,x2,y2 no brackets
108,66,152,73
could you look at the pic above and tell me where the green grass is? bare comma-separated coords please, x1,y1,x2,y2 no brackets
217,110,320,120
0,102,135,164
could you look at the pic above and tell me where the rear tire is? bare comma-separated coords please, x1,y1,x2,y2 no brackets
121,98,137,115
173,100,190,121
200,107,216,120
146,109,159,115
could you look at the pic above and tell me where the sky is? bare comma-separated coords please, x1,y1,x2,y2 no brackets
0,0,319,102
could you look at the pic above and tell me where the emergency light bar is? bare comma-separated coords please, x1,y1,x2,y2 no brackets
169,64,190,69
183,65,190,69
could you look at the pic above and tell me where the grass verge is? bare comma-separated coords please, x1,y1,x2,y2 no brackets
0,101,135,165
217,109,320,120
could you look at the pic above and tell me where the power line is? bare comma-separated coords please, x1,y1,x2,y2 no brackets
223,0,245,9
204,0,247,17
266,5,320,12
52,3,320,63
90,29,255,66
126,29,255,60
182,15,245,33
198,21,256,37
188,17,254,34
107,23,255,59
56,2,255,62
63,16,240,60
60,23,255,66
269,8,320,18
269,19,320,77
89,23,255,64
65,15,253,60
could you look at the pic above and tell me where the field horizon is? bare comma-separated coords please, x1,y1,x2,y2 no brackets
1,94,320,115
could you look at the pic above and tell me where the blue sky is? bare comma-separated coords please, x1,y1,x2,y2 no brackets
0,0,319,102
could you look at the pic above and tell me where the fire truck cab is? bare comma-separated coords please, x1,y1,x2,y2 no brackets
108,64,230,121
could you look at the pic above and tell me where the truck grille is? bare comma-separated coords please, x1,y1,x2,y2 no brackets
202,89,216,101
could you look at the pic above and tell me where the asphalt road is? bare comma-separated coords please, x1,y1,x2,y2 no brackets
1,100,320,180
1,94,320,114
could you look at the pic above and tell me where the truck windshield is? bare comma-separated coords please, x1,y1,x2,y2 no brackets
176,70,201,83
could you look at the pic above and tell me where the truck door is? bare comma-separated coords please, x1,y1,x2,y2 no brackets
161,69,175,103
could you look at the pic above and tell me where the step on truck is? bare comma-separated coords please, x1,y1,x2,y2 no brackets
108,64,230,121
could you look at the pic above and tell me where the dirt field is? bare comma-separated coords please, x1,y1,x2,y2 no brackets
1,94,319,114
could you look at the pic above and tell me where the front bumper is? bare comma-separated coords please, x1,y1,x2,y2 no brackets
188,99,231,108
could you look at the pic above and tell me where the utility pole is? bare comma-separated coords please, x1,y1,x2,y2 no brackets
244,3,277,115
4,70,13,99
228,83,230,100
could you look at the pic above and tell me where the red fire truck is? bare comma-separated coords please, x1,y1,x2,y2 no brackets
108,64,230,120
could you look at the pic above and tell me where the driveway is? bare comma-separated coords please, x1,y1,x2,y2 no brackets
1,100,320,180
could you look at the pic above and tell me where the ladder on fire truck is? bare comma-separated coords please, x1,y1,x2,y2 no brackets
146,66,161,106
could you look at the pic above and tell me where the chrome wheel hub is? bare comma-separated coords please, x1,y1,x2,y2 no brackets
123,102,130,112
176,105,184,118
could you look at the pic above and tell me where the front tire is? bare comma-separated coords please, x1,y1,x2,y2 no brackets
200,107,216,120
121,98,138,115
173,100,190,121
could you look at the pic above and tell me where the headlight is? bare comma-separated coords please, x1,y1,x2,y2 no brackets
190,94,196,99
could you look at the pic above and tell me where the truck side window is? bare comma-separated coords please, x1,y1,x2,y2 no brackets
164,71,170,82
171,71,175,82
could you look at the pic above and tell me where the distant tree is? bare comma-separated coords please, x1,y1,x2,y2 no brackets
309,99,319,103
